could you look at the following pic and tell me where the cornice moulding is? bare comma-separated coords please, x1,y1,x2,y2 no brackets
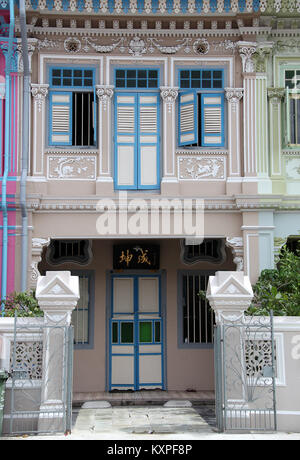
20,26,243,39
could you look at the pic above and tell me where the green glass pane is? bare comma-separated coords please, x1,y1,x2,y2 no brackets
112,322,118,343
139,322,152,343
121,322,133,343
155,322,161,343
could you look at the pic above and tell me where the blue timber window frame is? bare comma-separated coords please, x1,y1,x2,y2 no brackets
178,69,225,148
114,68,161,190
71,270,95,350
177,270,216,349
48,66,96,147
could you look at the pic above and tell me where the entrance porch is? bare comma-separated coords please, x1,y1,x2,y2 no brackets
37,237,236,397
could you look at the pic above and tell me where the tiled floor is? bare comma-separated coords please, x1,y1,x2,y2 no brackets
72,406,214,436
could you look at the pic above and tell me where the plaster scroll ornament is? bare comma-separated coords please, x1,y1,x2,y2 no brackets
64,36,81,53
31,84,49,113
37,38,58,50
32,237,51,250
82,37,125,54
193,38,209,55
148,37,192,55
160,87,179,113
225,237,244,271
225,88,244,104
253,44,273,73
238,42,257,73
96,85,114,111
129,36,147,57
267,88,285,104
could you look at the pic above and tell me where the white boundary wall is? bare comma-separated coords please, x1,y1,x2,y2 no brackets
1,316,300,433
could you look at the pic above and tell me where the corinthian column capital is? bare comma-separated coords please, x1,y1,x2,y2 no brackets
31,84,49,112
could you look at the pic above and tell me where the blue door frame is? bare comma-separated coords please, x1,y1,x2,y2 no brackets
107,273,166,391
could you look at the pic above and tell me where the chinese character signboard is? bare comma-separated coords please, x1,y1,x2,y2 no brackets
113,244,160,270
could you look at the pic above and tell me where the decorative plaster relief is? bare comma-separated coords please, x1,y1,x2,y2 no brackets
47,156,96,180
31,84,49,113
237,41,257,73
178,157,226,181
148,37,192,54
286,157,300,180
160,87,179,112
96,85,114,111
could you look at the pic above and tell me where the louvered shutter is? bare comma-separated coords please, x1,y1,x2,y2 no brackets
138,93,160,189
201,94,225,147
178,91,197,146
115,94,137,189
49,92,72,146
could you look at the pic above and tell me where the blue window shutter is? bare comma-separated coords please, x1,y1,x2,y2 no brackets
201,93,225,147
49,91,72,146
178,91,198,146
137,93,160,189
115,93,137,189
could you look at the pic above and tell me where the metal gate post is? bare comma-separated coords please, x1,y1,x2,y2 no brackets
214,324,224,432
65,325,74,434
207,271,254,432
0,370,8,436
36,271,79,433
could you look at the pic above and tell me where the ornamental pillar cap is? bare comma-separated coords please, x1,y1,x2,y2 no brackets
206,271,253,323
36,271,79,311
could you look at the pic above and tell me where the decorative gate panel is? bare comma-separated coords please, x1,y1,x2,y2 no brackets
214,314,277,432
6,315,74,436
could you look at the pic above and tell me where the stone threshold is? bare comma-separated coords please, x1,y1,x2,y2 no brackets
73,390,215,407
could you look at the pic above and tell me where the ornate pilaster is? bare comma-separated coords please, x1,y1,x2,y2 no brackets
31,84,49,177
96,85,114,192
268,87,285,105
268,88,285,186
225,237,244,272
31,84,49,113
95,85,114,111
16,39,38,73
253,43,273,73
237,41,257,74
225,88,243,190
238,42,258,187
29,238,50,290
160,86,179,113
160,87,179,192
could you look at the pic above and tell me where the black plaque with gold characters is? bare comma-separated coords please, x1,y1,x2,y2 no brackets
113,244,160,270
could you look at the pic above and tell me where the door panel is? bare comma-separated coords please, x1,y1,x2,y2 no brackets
109,275,164,391
138,277,159,313
113,278,134,313
111,355,135,388
139,355,162,386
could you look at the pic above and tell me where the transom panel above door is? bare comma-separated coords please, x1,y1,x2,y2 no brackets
109,275,164,391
